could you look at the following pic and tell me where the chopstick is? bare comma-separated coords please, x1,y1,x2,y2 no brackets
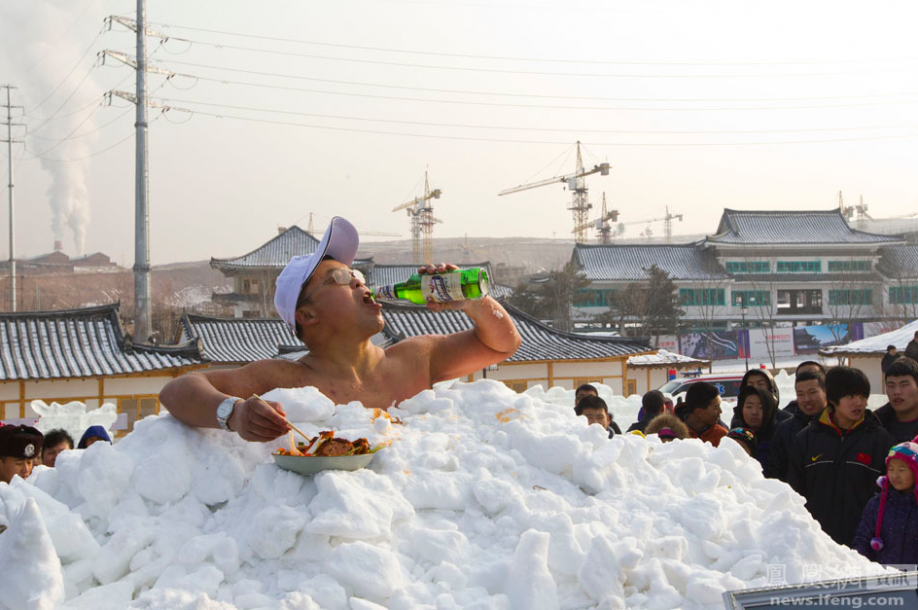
251,394,311,441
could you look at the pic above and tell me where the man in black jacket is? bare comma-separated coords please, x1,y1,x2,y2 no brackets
765,370,827,481
906,331,918,362
875,357,918,443
788,367,895,547
627,390,665,434
881,345,901,377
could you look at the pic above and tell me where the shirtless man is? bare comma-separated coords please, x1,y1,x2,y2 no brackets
160,217,522,442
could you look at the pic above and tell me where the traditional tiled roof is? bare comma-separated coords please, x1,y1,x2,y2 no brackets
573,244,728,281
367,263,513,299
210,225,373,271
877,246,918,279
179,314,303,364
0,304,201,381
706,209,901,246
380,302,652,361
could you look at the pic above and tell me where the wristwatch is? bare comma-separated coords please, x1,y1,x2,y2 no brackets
216,396,241,431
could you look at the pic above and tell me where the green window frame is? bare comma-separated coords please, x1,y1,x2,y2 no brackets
731,290,771,307
680,288,725,307
827,260,871,272
828,289,873,306
776,260,822,273
725,261,770,274
890,285,918,304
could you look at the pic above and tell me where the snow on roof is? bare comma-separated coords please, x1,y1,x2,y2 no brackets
627,349,708,368
210,225,373,271
821,319,918,356
877,245,918,279
706,209,901,246
9,385,884,608
180,313,303,364
0,304,201,381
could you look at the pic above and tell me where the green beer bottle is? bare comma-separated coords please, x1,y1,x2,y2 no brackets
370,268,490,304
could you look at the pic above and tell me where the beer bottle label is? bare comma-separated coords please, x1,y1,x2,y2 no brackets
421,273,464,303
374,285,398,301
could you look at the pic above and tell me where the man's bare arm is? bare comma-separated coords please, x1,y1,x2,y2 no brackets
159,361,291,442
428,295,522,383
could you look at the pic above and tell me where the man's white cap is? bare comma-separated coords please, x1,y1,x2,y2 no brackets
274,216,359,330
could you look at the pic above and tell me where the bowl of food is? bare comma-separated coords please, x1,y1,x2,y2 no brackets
272,431,382,476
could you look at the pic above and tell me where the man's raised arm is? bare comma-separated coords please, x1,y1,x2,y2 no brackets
159,362,290,442
427,291,522,384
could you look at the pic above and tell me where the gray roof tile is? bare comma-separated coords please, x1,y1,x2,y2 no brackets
707,209,901,245
0,304,200,381
877,246,918,279
180,314,304,364
210,225,373,270
381,302,651,362
574,244,728,281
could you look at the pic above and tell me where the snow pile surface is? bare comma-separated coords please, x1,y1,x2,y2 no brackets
1,381,885,610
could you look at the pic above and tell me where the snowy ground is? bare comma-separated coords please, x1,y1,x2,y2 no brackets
0,382,889,610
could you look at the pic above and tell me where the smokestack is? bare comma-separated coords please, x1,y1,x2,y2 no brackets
54,240,63,252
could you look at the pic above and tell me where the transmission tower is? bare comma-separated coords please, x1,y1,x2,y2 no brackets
2,85,24,312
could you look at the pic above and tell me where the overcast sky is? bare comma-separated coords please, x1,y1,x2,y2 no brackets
1,0,917,265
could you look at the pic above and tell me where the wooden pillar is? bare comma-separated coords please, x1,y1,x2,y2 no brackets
19,381,25,418
547,361,554,387
98,378,104,407
646,368,651,393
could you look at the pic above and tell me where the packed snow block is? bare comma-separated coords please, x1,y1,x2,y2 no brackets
401,471,472,511
0,498,66,610
246,504,307,559
407,525,469,565
131,434,195,505
326,541,406,600
471,476,522,516
504,530,559,610
264,386,335,423
92,527,156,585
578,534,627,602
76,440,135,519
306,469,413,540
60,581,134,610
2,478,99,563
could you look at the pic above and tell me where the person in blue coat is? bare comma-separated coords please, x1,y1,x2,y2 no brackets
853,442,918,565
78,425,112,449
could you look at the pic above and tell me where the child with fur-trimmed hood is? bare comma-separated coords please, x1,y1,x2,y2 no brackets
853,442,918,565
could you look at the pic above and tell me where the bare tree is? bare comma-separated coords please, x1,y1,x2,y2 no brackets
825,258,876,348
742,256,781,369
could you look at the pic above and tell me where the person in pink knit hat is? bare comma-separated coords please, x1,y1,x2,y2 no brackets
853,441,918,565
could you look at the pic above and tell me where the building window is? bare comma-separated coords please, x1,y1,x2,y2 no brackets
680,288,725,307
242,278,260,294
732,290,771,307
828,289,874,306
827,260,871,272
776,289,823,314
575,288,617,307
890,285,918,304
725,261,770,274
775,260,822,273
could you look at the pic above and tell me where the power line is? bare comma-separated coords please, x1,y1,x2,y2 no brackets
154,96,918,136
147,21,918,67
152,38,908,79
170,106,918,147
151,58,918,103
162,62,918,112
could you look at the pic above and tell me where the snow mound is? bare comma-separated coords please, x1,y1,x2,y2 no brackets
1,380,885,610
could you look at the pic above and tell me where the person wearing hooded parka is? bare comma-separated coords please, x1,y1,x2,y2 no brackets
732,386,781,470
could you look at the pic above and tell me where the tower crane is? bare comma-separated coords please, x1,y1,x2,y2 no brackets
392,171,443,265
838,191,872,229
499,141,610,243
571,192,620,244
617,207,683,244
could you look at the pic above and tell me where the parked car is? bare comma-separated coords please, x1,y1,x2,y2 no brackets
658,373,746,406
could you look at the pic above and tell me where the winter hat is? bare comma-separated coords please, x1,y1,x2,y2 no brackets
726,427,758,455
871,441,918,552
0,425,43,459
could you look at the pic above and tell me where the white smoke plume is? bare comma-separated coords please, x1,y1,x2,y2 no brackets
0,0,106,256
